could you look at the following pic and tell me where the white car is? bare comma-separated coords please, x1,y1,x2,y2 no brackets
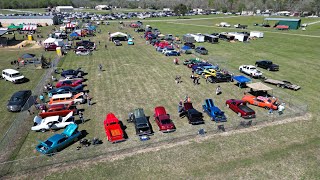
162,47,175,54
239,65,263,78
31,111,74,132
218,22,231,27
2,69,25,83
76,50,91,56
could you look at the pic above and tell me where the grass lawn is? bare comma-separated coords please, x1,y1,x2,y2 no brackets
3,16,320,178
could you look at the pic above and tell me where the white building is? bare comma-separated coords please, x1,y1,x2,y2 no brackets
0,15,59,26
56,6,74,13
95,5,111,10
193,8,203,14
163,8,171,11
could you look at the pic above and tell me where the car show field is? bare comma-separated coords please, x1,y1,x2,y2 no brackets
0,14,319,179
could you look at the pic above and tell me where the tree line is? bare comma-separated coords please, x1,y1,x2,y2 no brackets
0,0,319,16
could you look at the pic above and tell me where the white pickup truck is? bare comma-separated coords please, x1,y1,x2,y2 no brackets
239,65,263,78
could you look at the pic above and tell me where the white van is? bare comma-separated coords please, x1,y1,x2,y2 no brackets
2,69,25,83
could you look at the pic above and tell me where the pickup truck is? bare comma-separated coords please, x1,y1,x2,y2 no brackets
39,103,78,118
154,106,175,132
128,108,153,136
263,78,300,91
104,113,125,143
179,102,204,125
226,99,255,118
239,65,263,78
202,99,227,122
255,60,279,71
234,24,248,29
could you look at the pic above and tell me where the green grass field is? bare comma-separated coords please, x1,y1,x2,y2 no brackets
1,15,320,178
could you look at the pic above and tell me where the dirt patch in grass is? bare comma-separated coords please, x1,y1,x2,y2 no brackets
4,113,311,179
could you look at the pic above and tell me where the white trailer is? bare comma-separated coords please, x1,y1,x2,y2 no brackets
250,31,264,38
190,33,205,43
228,32,249,42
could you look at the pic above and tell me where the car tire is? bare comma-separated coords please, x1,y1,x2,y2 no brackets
281,85,285,89
40,129,46,133
238,112,241,117
264,106,270,110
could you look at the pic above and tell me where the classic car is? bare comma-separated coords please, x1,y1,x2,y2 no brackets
191,63,214,72
165,50,180,56
154,106,175,132
48,92,85,105
263,78,300,90
202,69,217,78
239,65,263,78
255,60,279,71
226,99,255,118
32,111,74,132
162,46,175,54
194,65,219,75
39,103,78,118
195,46,208,55
48,85,84,97
104,113,126,143
55,80,82,88
61,69,85,78
76,50,91,56
242,95,278,110
128,108,153,136
183,58,202,66
202,99,227,122
36,124,81,154
179,102,204,125
7,90,32,112
206,72,233,83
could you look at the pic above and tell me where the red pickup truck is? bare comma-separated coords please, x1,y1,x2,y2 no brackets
39,103,78,118
104,113,125,143
226,99,255,119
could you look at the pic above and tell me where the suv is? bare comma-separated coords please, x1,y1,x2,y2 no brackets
195,46,208,55
128,108,153,136
184,42,195,49
255,60,279,71
7,90,32,112
2,69,25,83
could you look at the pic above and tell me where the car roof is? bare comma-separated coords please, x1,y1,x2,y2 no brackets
2,69,20,74
51,93,73,99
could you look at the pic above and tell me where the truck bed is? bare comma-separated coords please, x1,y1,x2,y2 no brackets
238,105,255,113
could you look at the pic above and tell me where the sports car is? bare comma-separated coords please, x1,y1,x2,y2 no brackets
242,95,278,110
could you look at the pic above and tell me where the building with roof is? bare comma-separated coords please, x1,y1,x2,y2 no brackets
55,6,74,13
0,15,59,26
264,18,301,30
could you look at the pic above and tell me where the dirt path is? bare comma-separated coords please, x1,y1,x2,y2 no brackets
167,22,320,38
3,113,311,179
0,40,42,51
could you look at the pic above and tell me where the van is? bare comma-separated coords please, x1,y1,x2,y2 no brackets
48,92,85,105
2,69,25,83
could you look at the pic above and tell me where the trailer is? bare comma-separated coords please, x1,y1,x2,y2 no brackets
183,34,196,43
218,33,235,41
204,34,219,43
228,32,249,42
190,33,205,43
263,78,300,91
250,31,264,38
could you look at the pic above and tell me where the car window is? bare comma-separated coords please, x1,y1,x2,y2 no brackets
10,96,21,102
58,137,68,144
44,140,53,147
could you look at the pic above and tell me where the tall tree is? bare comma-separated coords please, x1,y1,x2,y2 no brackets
173,3,188,16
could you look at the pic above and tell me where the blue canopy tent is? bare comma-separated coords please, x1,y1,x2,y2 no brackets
233,75,251,88
181,45,192,54
69,32,79,37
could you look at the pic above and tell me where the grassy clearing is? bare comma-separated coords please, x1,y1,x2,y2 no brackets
2,16,320,178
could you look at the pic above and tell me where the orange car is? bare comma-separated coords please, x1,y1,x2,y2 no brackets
242,95,278,110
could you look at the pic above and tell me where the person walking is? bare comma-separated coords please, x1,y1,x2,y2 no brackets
79,111,84,124
98,64,103,71
105,44,107,49
39,94,45,103
216,86,221,95
87,93,92,106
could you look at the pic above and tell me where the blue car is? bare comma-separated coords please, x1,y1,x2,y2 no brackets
128,38,134,45
48,85,84,97
36,124,81,154
165,51,180,56
202,99,227,122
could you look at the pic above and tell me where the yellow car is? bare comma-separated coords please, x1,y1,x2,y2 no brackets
202,69,217,78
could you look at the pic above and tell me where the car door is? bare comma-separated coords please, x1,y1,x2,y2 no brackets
57,137,68,150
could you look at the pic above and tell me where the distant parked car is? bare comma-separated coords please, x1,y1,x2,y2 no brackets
7,90,32,112
206,72,233,83
195,46,208,55
165,50,180,56
114,40,122,46
239,65,263,78
184,42,195,49
36,124,81,154
154,106,175,132
128,108,153,136
218,22,231,27
226,99,255,118
61,69,85,78
255,60,279,71
76,50,91,56
48,85,84,97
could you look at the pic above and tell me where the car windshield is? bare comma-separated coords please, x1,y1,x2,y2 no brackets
10,96,21,102
11,73,22,77
43,140,53,147
161,119,171,124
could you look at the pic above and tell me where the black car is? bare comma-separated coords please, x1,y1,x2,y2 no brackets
7,90,32,112
48,85,84,97
76,40,96,50
184,42,195,49
207,72,233,83
128,108,153,136
255,60,279,71
61,68,85,78
179,102,204,125
195,46,208,55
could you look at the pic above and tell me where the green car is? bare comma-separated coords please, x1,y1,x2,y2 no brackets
183,58,202,66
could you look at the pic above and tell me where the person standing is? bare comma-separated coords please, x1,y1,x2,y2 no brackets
87,93,92,106
98,64,103,71
216,86,221,95
79,111,84,124
39,94,45,103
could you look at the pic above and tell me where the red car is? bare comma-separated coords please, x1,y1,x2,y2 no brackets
55,80,82,88
154,106,175,132
104,113,125,143
226,99,255,119
39,103,78,118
